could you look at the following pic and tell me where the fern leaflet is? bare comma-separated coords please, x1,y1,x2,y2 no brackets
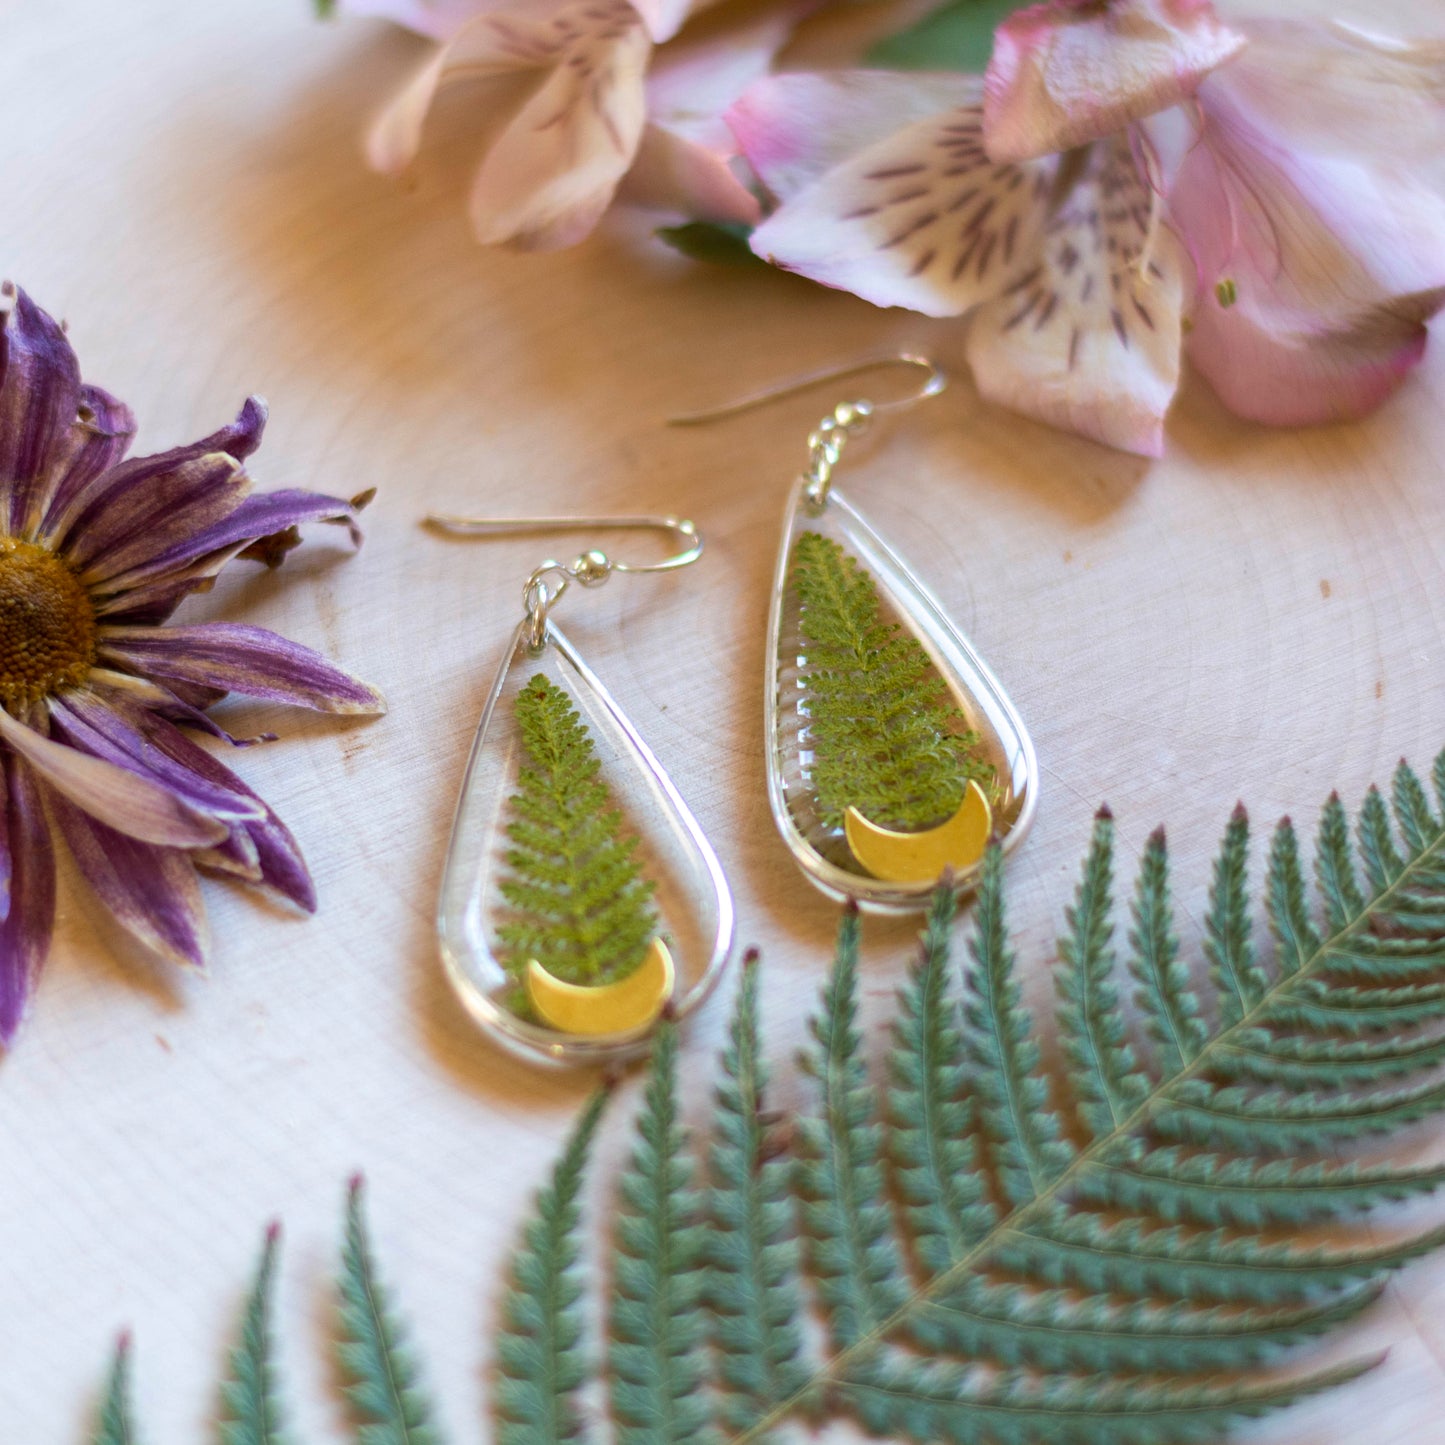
220,1225,288,1445
338,1178,441,1445
93,1336,139,1445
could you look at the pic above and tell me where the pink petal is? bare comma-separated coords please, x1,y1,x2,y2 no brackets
621,2,802,224
1171,35,1445,426
467,4,652,248
98,622,387,715
629,0,721,44
984,0,1247,163
967,139,1187,455
741,77,1057,317
0,756,54,1045
729,70,980,204
0,708,228,848
365,4,569,174
50,792,209,971
336,0,499,41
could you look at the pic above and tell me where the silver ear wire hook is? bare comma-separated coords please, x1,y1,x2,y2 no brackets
424,513,702,651
667,354,946,509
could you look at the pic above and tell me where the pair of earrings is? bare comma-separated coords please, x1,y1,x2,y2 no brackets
429,358,1037,1067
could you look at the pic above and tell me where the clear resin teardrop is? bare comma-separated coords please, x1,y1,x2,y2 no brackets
438,620,734,1067
766,477,1037,912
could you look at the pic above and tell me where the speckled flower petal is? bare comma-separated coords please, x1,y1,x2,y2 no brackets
1172,30,1445,426
967,140,1187,455
50,693,266,824
70,452,251,586
49,792,209,971
0,707,227,848
0,285,83,535
41,397,266,549
99,623,387,716
0,756,54,1044
467,3,652,249
140,714,317,912
984,0,1247,163
738,72,1057,317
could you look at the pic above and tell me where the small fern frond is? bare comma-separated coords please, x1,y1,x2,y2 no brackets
888,885,995,1273
1057,808,1149,1135
496,1088,607,1445
496,675,657,988
1266,817,1321,977
338,1178,441,1445
610,1024,714,1445
220,1225,288,1445
93,1335,140,1445
789,531,991,831
798,903,907,1345
963,844,1074,1206
707,953,808,1434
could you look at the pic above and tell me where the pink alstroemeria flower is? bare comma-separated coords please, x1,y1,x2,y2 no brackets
731,2,1445,453
0,286,385,1043
347,0,802,249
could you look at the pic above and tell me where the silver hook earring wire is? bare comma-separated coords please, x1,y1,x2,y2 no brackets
666,354,946,509
424,513,703,652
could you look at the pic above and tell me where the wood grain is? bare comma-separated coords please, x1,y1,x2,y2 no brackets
1,0,1444,1438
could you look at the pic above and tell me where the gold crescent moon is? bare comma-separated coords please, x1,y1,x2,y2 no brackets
844,780,993,884
525,937,675,1036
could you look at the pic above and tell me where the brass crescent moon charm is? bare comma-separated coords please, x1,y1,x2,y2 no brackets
844,779,993,884
525,937,675,1037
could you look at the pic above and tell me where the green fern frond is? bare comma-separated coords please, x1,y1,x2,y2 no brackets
790,531,992,831
338,1178,441,1445
707,952,808,1433
610,1023,715,1445
496,1088,608,1445
496,674,657,988
93,1336,140,1445
220,1225,288,1445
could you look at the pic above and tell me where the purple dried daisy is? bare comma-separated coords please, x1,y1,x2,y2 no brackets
0,285,385,1043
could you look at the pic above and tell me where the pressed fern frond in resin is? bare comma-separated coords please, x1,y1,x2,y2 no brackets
790,530,993,831
495,675,658,988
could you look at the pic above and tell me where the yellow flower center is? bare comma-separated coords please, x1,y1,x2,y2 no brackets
0,540,97,706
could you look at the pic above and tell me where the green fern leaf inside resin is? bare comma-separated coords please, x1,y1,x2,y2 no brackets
790,531,993,832
495,674,658,989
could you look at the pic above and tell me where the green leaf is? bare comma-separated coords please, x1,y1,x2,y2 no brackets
865,0,1028,73
314,0,337,17
496,674,658,988
338,1179,441,1445
497,1089,608,1445
790,531,994,831
93,1336,140,1445
610,1024,716,1445
655,222,767,269
220,1226,289,1445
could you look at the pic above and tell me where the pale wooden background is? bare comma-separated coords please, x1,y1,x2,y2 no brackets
2,0,1445,1438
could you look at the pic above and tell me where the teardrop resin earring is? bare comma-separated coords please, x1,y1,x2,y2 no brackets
425,514,734,1067
674,358,1037,913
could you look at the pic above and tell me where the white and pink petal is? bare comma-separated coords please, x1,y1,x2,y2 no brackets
967,140,1187,455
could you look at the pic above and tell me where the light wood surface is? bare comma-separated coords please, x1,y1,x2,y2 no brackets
3,0,1445,1438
